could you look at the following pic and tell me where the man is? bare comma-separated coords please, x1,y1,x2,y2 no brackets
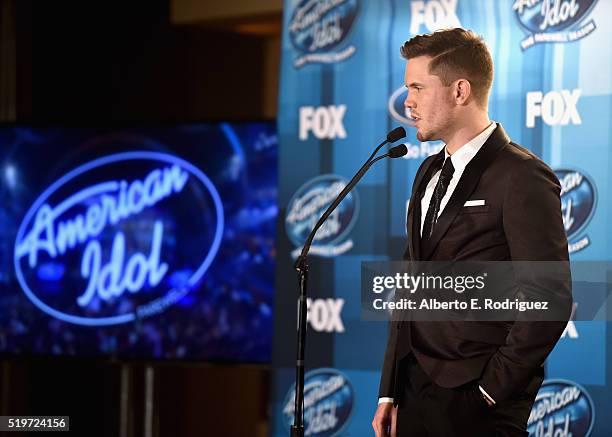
372,28,572,436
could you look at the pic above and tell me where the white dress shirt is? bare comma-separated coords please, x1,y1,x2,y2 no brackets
379,121,498,407
420,121,496,236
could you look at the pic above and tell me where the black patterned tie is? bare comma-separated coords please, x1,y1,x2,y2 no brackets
422,157,455,240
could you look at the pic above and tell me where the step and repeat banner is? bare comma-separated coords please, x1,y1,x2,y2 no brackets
271,1,611,436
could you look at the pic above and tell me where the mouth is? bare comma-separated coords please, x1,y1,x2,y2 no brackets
405,109,420,125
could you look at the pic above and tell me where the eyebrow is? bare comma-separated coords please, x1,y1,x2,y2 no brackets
405,82,425,88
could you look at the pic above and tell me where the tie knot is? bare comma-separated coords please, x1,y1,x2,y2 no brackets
440,157,455,180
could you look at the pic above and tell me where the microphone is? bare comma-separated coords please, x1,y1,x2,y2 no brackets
387,126,406,143
290,130,407,437
291,128,407,437
295,128,406,264
386,143,408,159
367,127,407,163
367,144,408,167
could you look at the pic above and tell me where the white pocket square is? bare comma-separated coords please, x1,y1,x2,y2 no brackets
464,199,485,207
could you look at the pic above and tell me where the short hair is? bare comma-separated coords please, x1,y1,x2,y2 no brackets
400,28,493,107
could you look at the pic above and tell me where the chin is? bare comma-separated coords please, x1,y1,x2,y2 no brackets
416,130,430,142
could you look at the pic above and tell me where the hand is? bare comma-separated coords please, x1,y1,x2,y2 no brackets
465,384,490,413
372,402,397,437
483,394,495,407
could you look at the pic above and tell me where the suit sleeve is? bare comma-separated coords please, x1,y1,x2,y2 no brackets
378,320,398,399
378,155,438,400
479,157,573,402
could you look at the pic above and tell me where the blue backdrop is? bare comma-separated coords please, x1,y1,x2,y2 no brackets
271,0,611,436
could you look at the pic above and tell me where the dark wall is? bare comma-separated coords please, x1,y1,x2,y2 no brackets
157,365,270,437
1,359,270,437
1,358,120,436
16,0,266,122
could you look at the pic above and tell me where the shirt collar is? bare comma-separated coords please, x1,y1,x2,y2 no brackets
444,121,497,173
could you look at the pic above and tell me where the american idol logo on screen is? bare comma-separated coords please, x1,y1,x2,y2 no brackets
555,168,596,254
288,0,359,68
13,152,224,326
286,174,358,258
282,368,354,437
513,0,598,50
527,380,595,436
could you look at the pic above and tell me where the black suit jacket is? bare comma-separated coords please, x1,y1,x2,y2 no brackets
379,123,573,403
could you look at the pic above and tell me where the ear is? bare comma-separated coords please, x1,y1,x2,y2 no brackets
453,79,472,105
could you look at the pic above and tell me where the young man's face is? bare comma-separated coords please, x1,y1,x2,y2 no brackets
404,55,455,142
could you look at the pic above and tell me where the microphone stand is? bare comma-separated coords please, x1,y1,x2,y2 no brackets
290,135,406,437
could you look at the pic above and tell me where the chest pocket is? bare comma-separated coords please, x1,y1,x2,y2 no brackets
458,205,489,214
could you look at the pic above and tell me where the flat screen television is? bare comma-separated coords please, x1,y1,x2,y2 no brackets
0,122,277,363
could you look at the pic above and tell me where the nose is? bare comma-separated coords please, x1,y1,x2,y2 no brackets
404,92,415,110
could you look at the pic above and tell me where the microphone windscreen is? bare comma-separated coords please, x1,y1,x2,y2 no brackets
388,144,408,158
386,127,407,143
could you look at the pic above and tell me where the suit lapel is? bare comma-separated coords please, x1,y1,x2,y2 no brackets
406,150,444,260
420,124,510,260
409,190,422,260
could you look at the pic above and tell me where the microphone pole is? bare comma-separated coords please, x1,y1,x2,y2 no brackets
290,128,407,437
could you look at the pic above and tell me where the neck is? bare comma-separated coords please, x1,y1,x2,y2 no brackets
443,111,491,155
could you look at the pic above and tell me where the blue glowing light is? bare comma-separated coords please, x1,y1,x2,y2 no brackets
36,262,65,282
3,163,18,189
